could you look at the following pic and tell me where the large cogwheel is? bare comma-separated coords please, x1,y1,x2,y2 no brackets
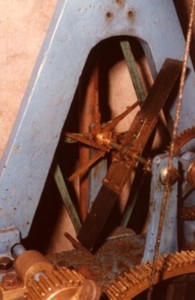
172,126,195,155
103,127,195,300
104,250,195,300
172,126,195,221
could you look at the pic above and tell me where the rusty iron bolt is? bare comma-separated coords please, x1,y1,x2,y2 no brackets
128,10,134,18
160,166,179,185
0,257,13,271
2,272,20,290
106,11,113,18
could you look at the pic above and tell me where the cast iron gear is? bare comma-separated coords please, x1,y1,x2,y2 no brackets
172,126,195,221
172,126,195,155
25,266,100,300
180,206,195,221
104,250,195,300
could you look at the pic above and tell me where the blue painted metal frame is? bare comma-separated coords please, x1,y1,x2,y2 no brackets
0,0,195,253
142,155,179,262
180,152,195,247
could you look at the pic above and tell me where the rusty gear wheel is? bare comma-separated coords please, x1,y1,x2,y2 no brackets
104,250,195,300
8,250,101,300
168,126,195,221
25,267,100,300
172,126,195,155
180,206,195,221
173,127,195,225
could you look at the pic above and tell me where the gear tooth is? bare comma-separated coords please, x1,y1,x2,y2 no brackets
25,292,34,300
186,250,195,259
156,258,165,270
58,268,69,284
177,251,191,263
180,250,187,256
116,278,128,292
114,281,122,290
106,289,119,300
29,285,42,299
130,268,143,281
173,252,186,265
181,250,195,262
52,269,64,285
61,268,74,283
124,271,139,285
134,264,150,279
164,254,179,270
146,260,153,268
110,284,121,297
36,277,49,295
141,264,152,276
171,126,195,155
46,273,57,289
118,277,129,287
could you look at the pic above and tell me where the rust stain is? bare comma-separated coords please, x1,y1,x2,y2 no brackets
106,12,113,19
49,228,145,288
128,10,135,19
116,0,124,4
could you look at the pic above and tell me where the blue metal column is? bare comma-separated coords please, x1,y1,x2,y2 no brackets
142,155,179,262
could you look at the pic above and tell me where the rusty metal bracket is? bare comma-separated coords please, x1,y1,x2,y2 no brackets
77,58,182,251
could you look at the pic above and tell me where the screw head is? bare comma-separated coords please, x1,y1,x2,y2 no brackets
160,166,179,185
0,257,13,271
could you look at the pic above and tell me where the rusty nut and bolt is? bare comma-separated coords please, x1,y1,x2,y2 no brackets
0,257,13,271
160,166,179,185
2,272,20,289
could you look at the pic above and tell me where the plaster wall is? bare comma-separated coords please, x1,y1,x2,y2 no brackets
0,0,57,157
